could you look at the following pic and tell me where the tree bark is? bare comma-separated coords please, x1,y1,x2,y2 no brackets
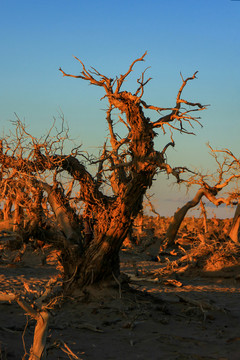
0,294,50,360
229,204,240,243
0,219,14,232
3,199,12,220
163,189,206,248
65,195,143,288
200,200,208,233
29,311,50,360
163,185,232,249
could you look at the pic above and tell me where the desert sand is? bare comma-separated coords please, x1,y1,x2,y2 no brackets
1,222,240,360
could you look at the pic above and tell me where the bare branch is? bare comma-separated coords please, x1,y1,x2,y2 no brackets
114,51,147,93
151,72,207,134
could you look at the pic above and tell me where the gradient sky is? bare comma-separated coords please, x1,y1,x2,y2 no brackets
1,0,240,218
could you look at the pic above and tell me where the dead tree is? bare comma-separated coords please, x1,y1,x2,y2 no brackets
200,200,208,233
163,145,240,248
229,203,240,242
0,53,206,290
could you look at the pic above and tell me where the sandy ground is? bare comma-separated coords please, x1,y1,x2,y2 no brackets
0,244,240,360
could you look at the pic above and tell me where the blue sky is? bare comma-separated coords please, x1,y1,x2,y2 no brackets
1,0,240,217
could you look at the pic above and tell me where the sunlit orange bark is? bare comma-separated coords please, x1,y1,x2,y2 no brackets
163,187,232,248
3,199,12,220
229,204,240,243
164,189,206,247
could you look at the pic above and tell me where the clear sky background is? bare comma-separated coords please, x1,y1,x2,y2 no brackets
1,0,240,218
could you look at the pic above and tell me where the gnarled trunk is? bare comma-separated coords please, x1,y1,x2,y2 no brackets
41,182,83,246
0,54,207,294
63,176,151,289
72,227,128,288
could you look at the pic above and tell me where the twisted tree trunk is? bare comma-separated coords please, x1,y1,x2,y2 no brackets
0,54,206,292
